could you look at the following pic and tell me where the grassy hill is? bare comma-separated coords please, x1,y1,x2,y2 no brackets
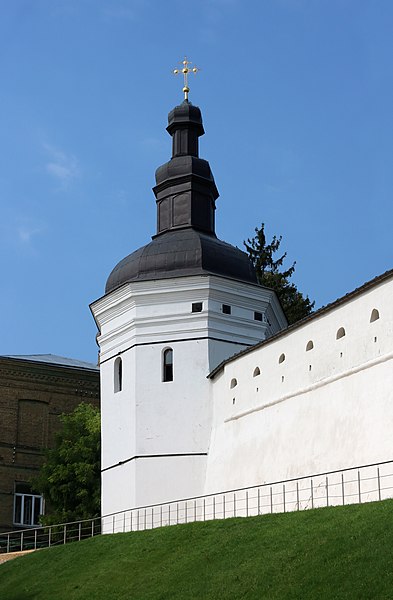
2,499,393,599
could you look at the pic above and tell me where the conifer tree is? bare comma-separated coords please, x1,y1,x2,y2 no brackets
244,223,314,325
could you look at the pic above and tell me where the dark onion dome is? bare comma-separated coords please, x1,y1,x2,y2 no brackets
105,100,257,293
106,229,257,292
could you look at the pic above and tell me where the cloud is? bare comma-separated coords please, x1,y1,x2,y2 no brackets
43,143,79,185
17,225,43,244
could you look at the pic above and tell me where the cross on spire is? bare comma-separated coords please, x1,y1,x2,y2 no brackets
173,57,199,101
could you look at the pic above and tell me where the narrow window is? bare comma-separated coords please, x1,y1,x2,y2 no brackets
254,311,263,321
230,378,237,389
336,327,346,340
114,357,122,393
306,340,314,351
192,302,203,313
253,367,261,377
370,309,379,323
163,348,173,382
222,304,231,315
279,353,285,364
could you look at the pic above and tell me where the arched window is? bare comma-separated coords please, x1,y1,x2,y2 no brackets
279,353,285,364
253,367,261,377
306,340,314,351
370,309,380,323
163,348,173,382
230,378,237,389
336,327,346,340
114,357,122,393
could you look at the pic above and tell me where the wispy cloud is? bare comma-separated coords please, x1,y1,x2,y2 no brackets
17,224,44,244
43,143,79,186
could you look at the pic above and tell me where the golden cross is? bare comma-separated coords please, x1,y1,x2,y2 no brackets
173,57,199,101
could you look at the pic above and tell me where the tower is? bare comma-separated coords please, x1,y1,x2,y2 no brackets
91,89,287,518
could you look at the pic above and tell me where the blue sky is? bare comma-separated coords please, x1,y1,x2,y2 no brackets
1,0,392,363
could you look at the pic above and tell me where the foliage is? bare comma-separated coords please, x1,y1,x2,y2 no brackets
3,500,393,599
244,223,314,324
33,402,100,524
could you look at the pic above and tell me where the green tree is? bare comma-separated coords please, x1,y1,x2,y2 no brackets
244,223,314,325
34,402,100,524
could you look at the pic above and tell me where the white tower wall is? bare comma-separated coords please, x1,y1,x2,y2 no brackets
91,274,286,517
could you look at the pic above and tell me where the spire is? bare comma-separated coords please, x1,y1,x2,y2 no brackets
153,100,219,237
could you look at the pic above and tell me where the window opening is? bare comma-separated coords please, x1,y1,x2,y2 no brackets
14,483,43,527
254,311,263,321
163,349,173,382
192,302,203,313
222,304,231,315
306,340,314,351
336,327,346,340
253,367,261,377
279,353,285,364
230,378,237,389
114,357,122,393
370,309,379,323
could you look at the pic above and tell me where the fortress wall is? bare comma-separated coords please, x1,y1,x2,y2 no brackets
205,276,393,494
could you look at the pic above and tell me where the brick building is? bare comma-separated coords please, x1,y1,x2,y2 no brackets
0,354,99,532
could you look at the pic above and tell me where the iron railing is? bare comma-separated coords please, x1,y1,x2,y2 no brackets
2,459,393,553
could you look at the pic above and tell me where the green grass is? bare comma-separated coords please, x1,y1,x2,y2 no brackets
2,500,393,599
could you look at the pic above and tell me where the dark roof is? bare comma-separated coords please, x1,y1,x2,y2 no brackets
1,354,99,371
208,267,393,379
106,228,257,293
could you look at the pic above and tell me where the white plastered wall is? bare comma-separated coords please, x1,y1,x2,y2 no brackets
205,276,393,494
91,274,286,515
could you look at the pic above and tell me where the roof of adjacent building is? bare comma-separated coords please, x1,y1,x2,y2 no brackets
208,267,393,379
1,354,99,371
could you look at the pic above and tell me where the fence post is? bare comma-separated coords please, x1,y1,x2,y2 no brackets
64,525,67,545
91,520,94,538
34,529,37,550
326,476,329,507
176,503,179,525
358,471,361,503
160,505,162,528
112,515,115,534
185,501,188,524
270,487,273,513
7,534,10,554
296,482,299,510
49,526,52,547
283,485,286,513
123,512,126,533
137,510,140,531
144,509,147,531
78,522,82,541
234,493,236,517
246,491,249,517
311,479,314,509
194,499,197,522
341,473,345,505
203,498,206,521
258,488,260,515
378,467,381,501
168,505,171,526
213,496,216,520
151,508,154,529
223,495,226,519
20,531,23,552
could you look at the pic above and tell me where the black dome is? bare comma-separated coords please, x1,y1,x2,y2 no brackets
105,229,257,293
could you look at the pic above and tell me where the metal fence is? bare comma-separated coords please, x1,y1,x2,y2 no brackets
2,459,393,553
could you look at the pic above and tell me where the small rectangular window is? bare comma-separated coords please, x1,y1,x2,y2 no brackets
222,304,231,315
254,311,263,321
192,302,203,313
14,483,43,527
